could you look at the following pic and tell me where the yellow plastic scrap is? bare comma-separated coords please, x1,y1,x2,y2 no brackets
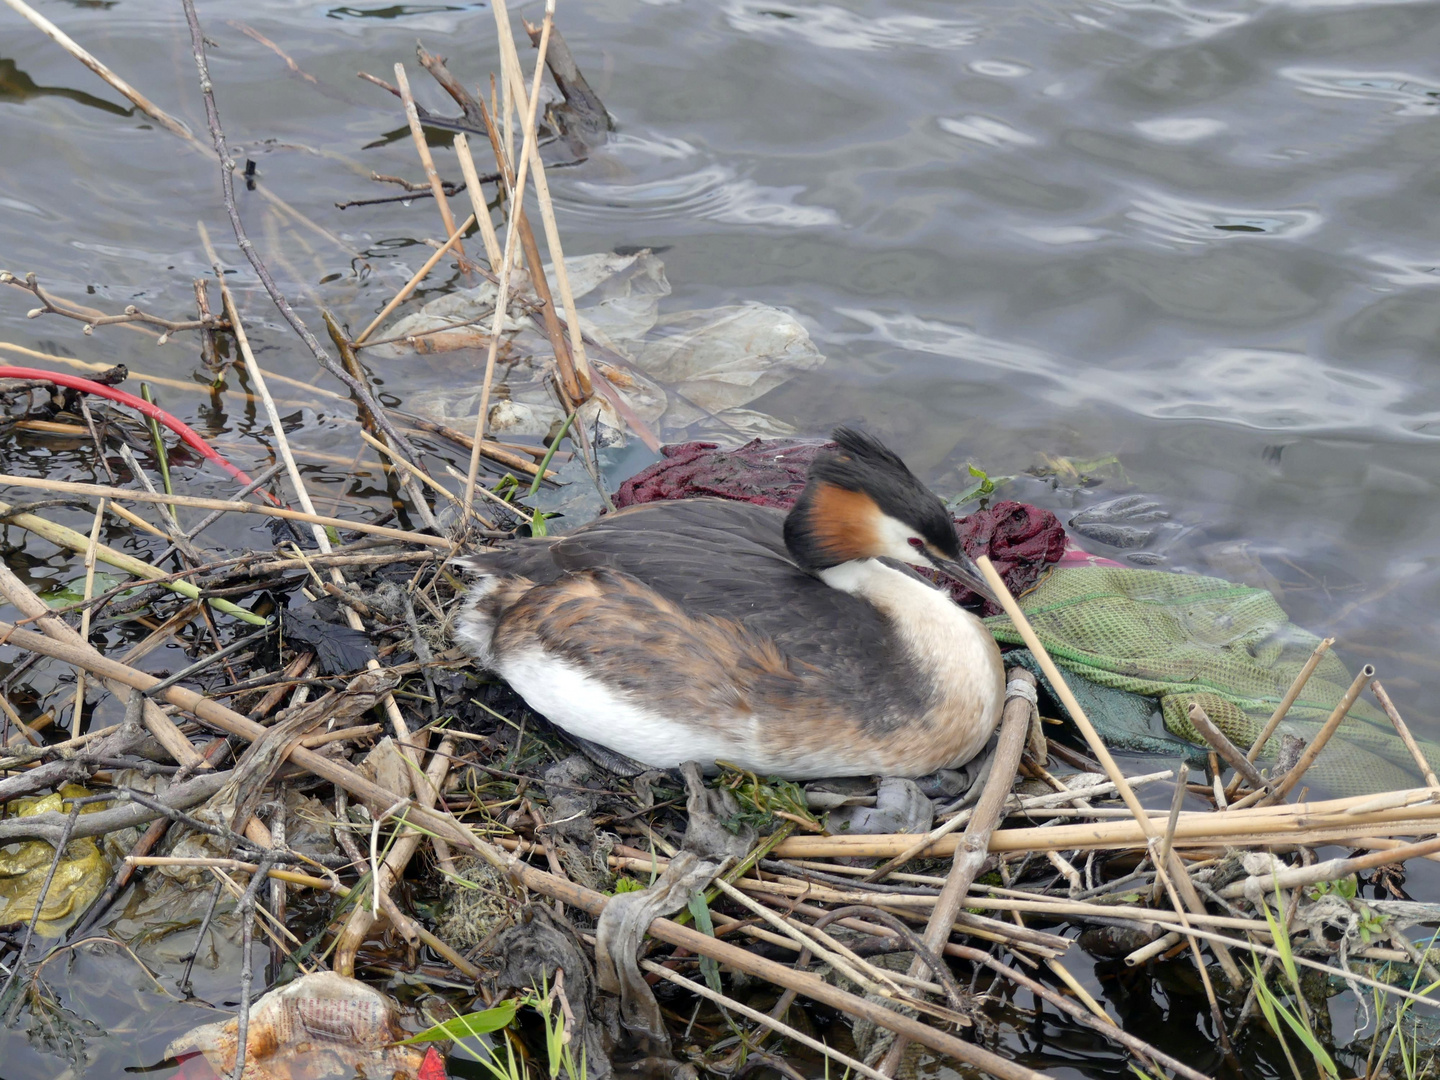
0,784,111,936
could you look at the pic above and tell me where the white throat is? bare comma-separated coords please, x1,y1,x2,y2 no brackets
817,557,1003,729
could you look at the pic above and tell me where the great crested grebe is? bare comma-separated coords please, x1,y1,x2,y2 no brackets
456,428,1005,779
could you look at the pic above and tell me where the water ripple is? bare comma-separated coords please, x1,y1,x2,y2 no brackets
938,115,1037,148
724,1,980,51
1126,191,1322,245
1133,117,1227,141
1281,68,1440,116
1093,0,1250,39
835,310,1440,437
1369,253,1440,287
567,164,839,228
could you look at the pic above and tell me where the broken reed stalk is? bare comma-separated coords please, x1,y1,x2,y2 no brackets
394,63,465,252
493,2,592,397
1266,664,1375,803
71,499,106,735
974,556,1245,989
769,797,1440,857
0,619,1047,1078
460,7,553,519
1232,636,1334,794
479,7,588,405
0,474,452,548
1152,762,1188,906
1186,702,1268,793
1369,678,1440,788
454,133,505,267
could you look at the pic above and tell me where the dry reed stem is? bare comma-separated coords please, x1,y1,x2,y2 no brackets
70,500,105,735
394,63,464,251
2,0,190,137
496,4,592,396
0,563,204,769
772,801,1440,858
1245,635,1334,764
1369,678,1440,788
1153,762,1188,905
454,133,506,267
1267,664,1374,803
976,555,1244,987
353,213,477,345
480,5,587,406
460,15,551,518
0,474,453,548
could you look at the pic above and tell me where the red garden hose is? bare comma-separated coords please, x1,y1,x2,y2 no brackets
0,365,283,506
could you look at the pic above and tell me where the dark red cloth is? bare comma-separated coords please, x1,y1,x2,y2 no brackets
952,501,1067,615
614,440,1066,612
615,438,821,509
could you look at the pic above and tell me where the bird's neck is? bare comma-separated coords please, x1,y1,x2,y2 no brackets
817,558,1002,711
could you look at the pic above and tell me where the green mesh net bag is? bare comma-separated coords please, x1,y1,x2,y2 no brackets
984,567,1440,797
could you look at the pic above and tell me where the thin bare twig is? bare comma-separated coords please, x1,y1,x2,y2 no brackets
178,0,423,465
1,271,225,338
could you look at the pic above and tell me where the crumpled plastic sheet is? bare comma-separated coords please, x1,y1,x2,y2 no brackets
373,250,824,443
164,971,435,1080
0,784,108,936
593,763,754,1068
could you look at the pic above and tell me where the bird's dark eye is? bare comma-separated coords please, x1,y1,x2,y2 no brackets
907,536,926,551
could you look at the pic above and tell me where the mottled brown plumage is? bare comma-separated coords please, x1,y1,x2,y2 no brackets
456,429,1005,778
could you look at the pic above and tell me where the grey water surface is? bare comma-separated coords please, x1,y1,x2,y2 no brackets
3,0,1440,1077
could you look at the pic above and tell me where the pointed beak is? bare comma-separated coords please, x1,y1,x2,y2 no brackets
929,551,999,606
